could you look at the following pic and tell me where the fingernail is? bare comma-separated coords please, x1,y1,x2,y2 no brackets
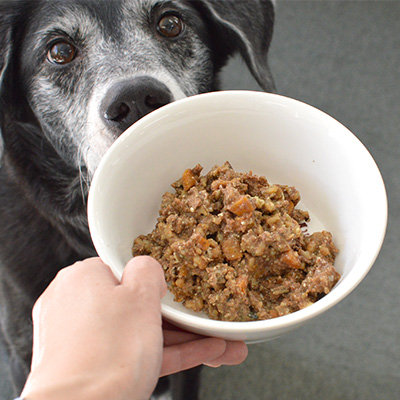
203,362,222,368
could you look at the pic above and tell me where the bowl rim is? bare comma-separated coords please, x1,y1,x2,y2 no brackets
88,90,388,332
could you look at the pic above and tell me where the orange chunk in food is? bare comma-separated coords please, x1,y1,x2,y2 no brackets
236,275,248,295
280,250,303,269
182,168,197,191
222,236,243,261
185,297,204,312
197,236,210,251
175,278,185,288
287,200,295,215
228,196,255,216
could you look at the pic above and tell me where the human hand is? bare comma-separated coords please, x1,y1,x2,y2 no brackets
21,257,247,400
21,256,166,400
161,321,247,375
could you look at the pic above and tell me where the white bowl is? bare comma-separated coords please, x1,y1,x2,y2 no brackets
88,91,387,343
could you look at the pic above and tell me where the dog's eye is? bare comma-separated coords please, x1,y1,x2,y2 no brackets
47,41,76,64
157,15,183,38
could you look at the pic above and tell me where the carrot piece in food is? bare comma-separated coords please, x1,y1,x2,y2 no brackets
222,236,243,261
228,196,255,216
182,168,196,191
280,250,303,269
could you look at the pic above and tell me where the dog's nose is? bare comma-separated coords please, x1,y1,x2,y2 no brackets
101,77,173,133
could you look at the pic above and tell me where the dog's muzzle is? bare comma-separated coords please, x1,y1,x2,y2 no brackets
100,76,173,134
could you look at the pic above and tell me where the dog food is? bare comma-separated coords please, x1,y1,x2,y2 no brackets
132,162,340,321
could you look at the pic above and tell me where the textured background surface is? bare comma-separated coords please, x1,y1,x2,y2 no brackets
1,1,399,399
202,1,400,399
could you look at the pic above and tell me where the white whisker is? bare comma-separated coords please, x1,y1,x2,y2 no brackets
77,137,90,205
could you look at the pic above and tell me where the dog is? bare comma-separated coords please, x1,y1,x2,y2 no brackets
0,0,275,398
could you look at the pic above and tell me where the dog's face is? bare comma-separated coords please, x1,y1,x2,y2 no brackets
17,0,220,178
1,0,275,184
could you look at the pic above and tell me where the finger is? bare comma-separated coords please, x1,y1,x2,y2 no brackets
64,257,119,284
121,256,167,298
162,320,187,331
203,341,248,367
163,329,206,346
40,258,119,303
160,337,227,376
119,256,167,327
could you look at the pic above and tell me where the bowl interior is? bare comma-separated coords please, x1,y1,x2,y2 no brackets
88,91,387,341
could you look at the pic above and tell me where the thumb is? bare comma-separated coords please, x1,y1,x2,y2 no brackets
121,256,167,300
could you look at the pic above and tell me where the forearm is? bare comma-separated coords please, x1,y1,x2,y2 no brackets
20,370,149,400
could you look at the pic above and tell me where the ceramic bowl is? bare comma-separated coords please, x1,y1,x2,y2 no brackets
88,91,387,343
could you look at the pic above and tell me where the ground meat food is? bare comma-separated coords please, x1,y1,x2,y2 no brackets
132,162,340,322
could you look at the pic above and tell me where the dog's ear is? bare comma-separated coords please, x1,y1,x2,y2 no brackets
0,9,13,156
198,0,276,92
0,2,20,156
0,5,14,97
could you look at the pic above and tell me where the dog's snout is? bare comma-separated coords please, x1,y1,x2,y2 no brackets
101,77,173,133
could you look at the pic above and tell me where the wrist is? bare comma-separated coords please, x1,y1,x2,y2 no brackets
20,372,110,400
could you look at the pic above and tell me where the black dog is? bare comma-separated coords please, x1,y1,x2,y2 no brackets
0,0,275,398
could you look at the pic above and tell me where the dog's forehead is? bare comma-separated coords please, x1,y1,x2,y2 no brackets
121,0,170,14
29,0,170,40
